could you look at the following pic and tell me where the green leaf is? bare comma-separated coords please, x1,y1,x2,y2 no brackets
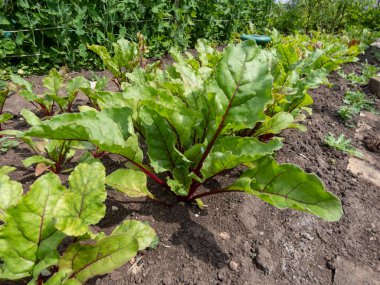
142,98,196,149
53,220,156,285
229,157,343,221
0,173,66,279
24,108,143,163
23,155,55,167
201,137,283,180
67,76,87,100
43,68,63,96
254,112,295,136
275,43,299,72
21,109,41,126
10,74,33,93
54,162,106,237
0,166,16,176
30,251,60,284
139,106,189,173
167,166,192,196
57,234,138,284
112,220,157,250
212,40,273,131
0,173,23,220
0,113,12,124
106,169,152,198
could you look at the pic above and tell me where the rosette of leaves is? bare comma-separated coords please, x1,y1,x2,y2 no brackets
10,69,88,116
0,162,157,284
88,33,159,90
24,41,343,222
259,31,361,130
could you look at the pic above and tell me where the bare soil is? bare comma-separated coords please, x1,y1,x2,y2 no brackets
1,48,379,285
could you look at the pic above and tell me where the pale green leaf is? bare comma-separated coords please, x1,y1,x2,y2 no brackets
23,155,55,167
0,173,23,220
0,173,66,279
21,109,41,126
254,112,295,136
112,220,157,250
43,68,63,96
106,169,152,198
55,221,155,284
54,162,106,236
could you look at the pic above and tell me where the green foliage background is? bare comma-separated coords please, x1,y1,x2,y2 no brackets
0,0,379,76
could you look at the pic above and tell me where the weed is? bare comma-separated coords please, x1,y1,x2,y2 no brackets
338,62,379,85
337,90,375,121
324,133,363,157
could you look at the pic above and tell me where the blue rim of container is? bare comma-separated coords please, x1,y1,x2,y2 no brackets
240,34,272,45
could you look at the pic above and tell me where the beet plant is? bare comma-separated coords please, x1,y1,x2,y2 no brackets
0,163,157,284
11,69,88,116
24,41,343,221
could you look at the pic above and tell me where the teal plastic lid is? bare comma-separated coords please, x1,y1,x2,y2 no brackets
240,34,272,45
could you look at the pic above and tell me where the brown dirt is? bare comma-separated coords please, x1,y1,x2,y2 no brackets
1,50,379,285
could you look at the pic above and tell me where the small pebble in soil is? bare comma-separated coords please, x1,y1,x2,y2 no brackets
111,206,119,211
229,260,239,272
300,232,314,241
219,232,230,240
255,247,274,274
217,269,227,281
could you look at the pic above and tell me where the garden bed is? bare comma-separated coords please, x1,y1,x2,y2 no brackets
1,48,379,285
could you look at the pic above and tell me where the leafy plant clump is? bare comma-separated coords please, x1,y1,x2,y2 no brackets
324,133,363,157
11,69,89,116
337,90,375,122
24,41,343,222
0,163,157,284
338,62,379,85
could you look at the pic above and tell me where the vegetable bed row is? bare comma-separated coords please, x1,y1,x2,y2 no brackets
0,31,371,284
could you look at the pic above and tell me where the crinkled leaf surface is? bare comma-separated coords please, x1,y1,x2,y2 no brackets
139,106,189,173
0,173,66,280
106,169,152,198
212,40,273,131
228,157,343,221
54,162,106,236
24,107,143,163
201,137,283,180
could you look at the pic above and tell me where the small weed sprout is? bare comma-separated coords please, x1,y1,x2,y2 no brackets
324,133,363,157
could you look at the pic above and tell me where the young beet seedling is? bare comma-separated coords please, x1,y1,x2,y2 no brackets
11,69,88,116
25,41,343,222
